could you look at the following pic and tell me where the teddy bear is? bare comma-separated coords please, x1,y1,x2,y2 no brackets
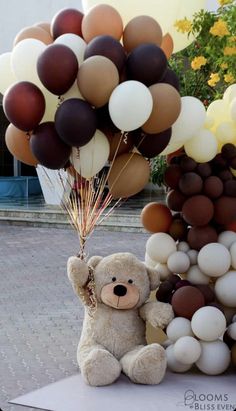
67,252,174,386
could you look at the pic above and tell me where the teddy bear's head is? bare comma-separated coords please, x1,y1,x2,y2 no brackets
88,252,160,310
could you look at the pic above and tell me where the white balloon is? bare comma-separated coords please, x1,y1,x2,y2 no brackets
169,97,206,147
184,129,218,163
155,263,172,281
186,265,209,285
82,0,181,34
169,0,206,53
54,34,86,66
215,270,236,308
230,98,236,123
41,88,58,122
11,38,46,87
72,130,110,178
167,251,190,274
177,241,190,253
174,336,202,364
191,307,226,342
207,99,230,126
187,249,198,265
62,81,84,101
218,231,236,250
223,84,236,104
166,345,192,373
166,317,194,342
109,81,153,132
197,243,231,277
146,233,177,264
196,340,230,375
145,252,156,268
230,242,236,269
215,121,236,144
227,323,236,340
0,52,17,94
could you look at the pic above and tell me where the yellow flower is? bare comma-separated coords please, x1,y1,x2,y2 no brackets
224,46,236,55
191,56,207,70
220,62,228,69
174,18,192,34
229,36,236,42
224,73,235,83
208,73,221,87
209,19,230,37
218,0,233,6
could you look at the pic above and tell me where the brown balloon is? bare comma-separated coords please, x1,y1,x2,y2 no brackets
182,195,214,226
169,218,188,241
166,189,186,212
108,153,150,199
5,124,38,166
3,81,45,132
13,26,53,46
142,83,181,134
82,4,123,43
161,33,174,59
51,8,84,39
214,196,236,225
164,165,182,189
78,56,119,108
106,132,133,161
132,128,172,158
179,172,203,196
172,286,205,319
141,202,172,233
187,225,218,250
84,35,126,72
123,16,162,53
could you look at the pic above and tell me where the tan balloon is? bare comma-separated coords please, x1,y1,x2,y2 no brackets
82,4,123,43
161,33,174,59
13,26,53,46
107,131,134,161
108,153,150,199
123,15,162,53
34,22,51,34
142,83,181,134
78,56,119,108
5,124,38,166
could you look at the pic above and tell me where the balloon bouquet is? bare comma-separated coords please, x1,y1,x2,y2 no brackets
1,2,189,257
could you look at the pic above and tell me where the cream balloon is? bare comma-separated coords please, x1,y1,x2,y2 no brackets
41,88,58,122
0,52,17,94
11,38,46,87
71,130,110,178
62,81,84,101
169,0,206,53
82,0,181,34
230,98,236,123
223,84,236,104
108,81,153,132
184,129,218,163
207,99,230,126
215,121,236,144
54,34,86,66
166,96,206,148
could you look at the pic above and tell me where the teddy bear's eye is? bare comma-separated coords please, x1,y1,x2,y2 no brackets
128,279,133,284
112,277,116,282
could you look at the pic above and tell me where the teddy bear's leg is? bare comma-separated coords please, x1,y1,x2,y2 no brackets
78,345,121,386
120,343,167,385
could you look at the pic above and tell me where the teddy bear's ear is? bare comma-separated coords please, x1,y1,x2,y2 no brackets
146,266,160,290
88,255,103,269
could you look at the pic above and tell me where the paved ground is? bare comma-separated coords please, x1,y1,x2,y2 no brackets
0,224,149,411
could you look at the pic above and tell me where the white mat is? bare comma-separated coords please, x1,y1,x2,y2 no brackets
10,371,236,411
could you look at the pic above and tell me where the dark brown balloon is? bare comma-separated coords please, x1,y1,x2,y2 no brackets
224,180,236,197
179,172,203,196
3,81,45,132
212,154,227,170
96,104,119,134
229,156,236,169
195,285,215,304
30,122,71,169
180,156,197,172
84,35,126,72
160,68,180,91
164,165,182,189
214,196,236,225
221,143,236,160
218,169,233,181
132,128,172,158
51,8,83,39
126,44,167,86
182,195,214,226
204,176,223,198
37,44,78,95
141,202,172,233
197,163,212,178
166,189,186,212
55,98,97,147
107,132,133,161
169,218,188,241
187,225,218,250
172,286,205,319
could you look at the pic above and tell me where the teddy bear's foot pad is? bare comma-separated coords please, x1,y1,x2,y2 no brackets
130,344,167,385
82,348,121,386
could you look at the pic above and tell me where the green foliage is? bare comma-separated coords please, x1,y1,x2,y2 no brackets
150,156,167,188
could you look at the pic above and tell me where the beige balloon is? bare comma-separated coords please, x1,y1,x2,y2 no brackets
34,22,51,34
108,153,150,199
161,34,174,59
0,52,17,94
78,56,119,108
142,83,181,134
5,124,38,166
13,26,53,46
123,15,162,53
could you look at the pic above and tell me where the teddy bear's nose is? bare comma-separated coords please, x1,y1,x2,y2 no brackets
113,284,127,297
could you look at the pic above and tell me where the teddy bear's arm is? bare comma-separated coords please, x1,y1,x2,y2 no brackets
139,301,174,329
67,256,90,298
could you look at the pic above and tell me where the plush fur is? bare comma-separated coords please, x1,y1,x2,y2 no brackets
67,252,174,386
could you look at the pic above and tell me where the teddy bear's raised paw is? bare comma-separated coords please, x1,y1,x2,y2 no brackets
67,256,89,288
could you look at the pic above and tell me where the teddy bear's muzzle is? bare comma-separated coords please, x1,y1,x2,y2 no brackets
101,282,140,310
